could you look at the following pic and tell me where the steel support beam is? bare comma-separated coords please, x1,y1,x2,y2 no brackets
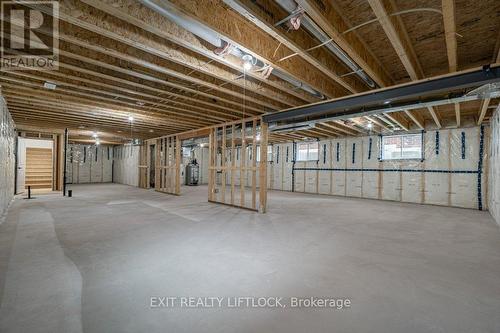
263,65,500,124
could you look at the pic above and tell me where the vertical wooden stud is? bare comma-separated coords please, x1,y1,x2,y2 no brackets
259,121,268,213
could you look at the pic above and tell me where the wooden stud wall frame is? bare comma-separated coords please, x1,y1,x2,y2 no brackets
208,117,268,213
154,135,181,195
138,142,149,189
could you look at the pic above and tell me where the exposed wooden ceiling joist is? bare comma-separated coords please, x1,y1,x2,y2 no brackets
5,70,236,123
153,0,345,99
403,110,425,130
477,98,491,125
442,0,458,72
59,50,263,115
222,0,364,94
365,115,391,132
295,0,392,88
80,0,316,104
367,0,444,129
29,0,305,109
0,77,213,128
454,103,461,127
367,0,423,81
384,112,410,131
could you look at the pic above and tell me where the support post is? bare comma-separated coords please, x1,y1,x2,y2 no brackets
175,136,181,195
63,128,68,196
259,122,268,213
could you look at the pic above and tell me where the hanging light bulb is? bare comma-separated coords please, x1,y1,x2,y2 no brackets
242,54,253,71
128,115,134,122
367,122,373,129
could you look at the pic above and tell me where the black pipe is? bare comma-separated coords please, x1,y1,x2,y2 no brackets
14,134,18,195
27,186,31,199
63,128,68,196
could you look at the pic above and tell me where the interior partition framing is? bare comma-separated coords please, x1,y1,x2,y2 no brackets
138,135,181,195
138,141,149,189
141,116,268,212
154,135,181,195
208,117,268,213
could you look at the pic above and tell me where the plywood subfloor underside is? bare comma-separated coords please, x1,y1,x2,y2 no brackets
0,184,499,333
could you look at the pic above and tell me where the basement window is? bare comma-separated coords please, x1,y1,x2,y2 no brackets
380,133,423,160
296,142,319,161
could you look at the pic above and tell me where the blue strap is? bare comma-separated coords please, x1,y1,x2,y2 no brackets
461,132,466,159
435,131,440,155
368,138,372,160
293,167,479,174
478,126,484,210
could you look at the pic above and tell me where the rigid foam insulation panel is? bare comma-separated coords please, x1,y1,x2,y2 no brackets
346,137,363,198
283,143,293,192
113,144,139,187
488,106,500,225
67,144,113,184
362,136,380,199
269,126,487,210
0,96,15,220
271,145,281,190
332,139,347,196
318,141,332,194
103,146,113,182
423,130,449,206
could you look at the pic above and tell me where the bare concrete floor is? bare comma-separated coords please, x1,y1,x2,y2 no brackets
1,183,500,333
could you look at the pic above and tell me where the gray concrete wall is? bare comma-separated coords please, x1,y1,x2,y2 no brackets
488,107,500,225
0,95,16,221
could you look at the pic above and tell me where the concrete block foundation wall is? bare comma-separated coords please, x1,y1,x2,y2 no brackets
488,107,500,225
269,126,488,210
67,144,113,184
113,144,140,187
0,96,15,220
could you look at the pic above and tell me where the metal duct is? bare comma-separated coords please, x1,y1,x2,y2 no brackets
139,0,325,99
274,0,377,88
